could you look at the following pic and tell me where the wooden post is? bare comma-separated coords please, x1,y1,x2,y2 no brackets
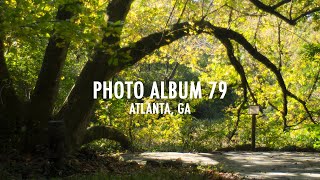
251,114,256,151
249,105,259,151
48,120,65,168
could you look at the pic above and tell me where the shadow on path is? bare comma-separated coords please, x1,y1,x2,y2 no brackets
120,151,320,179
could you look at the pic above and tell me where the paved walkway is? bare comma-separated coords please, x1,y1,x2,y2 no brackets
121,151,320,179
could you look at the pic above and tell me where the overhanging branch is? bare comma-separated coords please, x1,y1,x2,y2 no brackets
218,38,258,104
119,21,202,66
203,21,317,125
217,37,260,141
82,126,131,149
203,23,288,123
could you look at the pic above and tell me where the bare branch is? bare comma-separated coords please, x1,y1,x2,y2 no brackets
204,0,215,17
218,38,258,104
177,0,190,23
226,4,263,17
160,0,178,44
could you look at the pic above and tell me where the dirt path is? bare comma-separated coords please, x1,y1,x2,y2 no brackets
121,151,320,179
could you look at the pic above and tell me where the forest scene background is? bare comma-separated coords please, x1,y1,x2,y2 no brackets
0,0,320,179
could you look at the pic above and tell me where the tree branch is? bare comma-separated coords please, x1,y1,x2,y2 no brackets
200,21,293,129
307,69,320,100
219,38,258,104
177,0,190,23
217,37,262,141
204,22,288,119
249,0,295,25
107,0,134,23
168,62,179,81
249,0,320,25
228,97,247,142
272,0,291,9
119,21,201,66
102,0,134,46
294,7,320,22
82,126,131,149
225,43,249,141
268,101,281,112
286,90,317,124
55,0,141,151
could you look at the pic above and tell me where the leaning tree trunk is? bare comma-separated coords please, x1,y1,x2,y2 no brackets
23,4,76,152
56,20,198,152
0,17,24,152
55,0,134,152
56,54,122,152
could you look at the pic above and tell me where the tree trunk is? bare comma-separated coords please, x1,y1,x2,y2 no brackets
56,52,121,152
24,4,75,151
0,24,24,151
56,20,197,152
55,0,134,152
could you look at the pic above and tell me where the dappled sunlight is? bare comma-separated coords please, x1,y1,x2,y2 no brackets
122,152,219,166
122,152,320,179
204,152,320,179
301,173,320,178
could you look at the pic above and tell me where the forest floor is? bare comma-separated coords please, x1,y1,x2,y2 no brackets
2,149,319,179
0,148,238,179
121,151,320,179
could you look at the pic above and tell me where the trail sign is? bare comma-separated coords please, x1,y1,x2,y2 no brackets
249,105,260,151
